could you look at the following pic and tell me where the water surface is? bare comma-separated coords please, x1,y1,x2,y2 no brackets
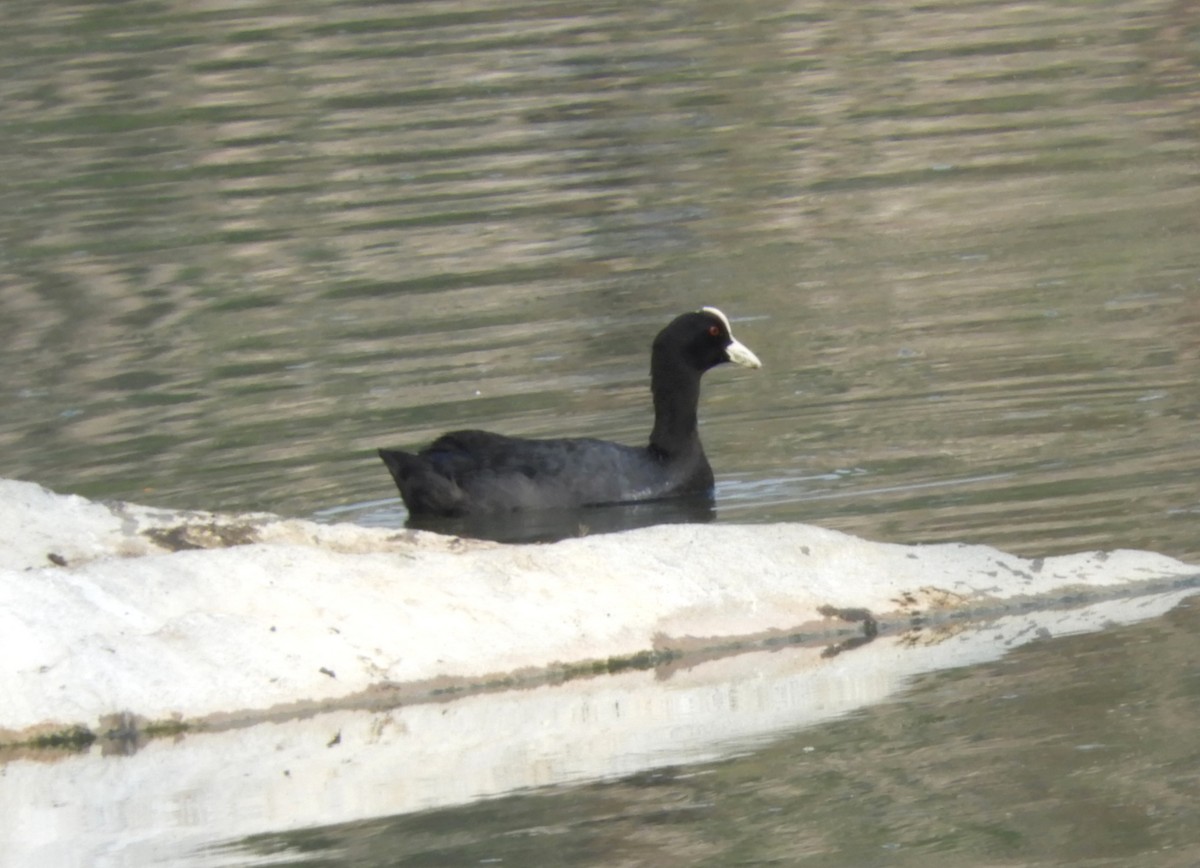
225,597,1200,867
1,0,1198,864
2,0,1197,558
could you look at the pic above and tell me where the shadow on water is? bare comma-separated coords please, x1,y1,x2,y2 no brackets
403,494,715,544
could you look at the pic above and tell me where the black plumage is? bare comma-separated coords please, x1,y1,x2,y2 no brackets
378,307,761,518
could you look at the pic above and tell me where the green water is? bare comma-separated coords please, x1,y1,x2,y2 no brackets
233,599,1200,867
1,0,1198,863
2,0,1197,559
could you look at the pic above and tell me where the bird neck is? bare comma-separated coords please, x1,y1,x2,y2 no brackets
648,360,703,457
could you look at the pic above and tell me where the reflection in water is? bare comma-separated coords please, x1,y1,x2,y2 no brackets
406,494,715,543
0,0,1196,562
0,0,1199,865
222,596,1200,868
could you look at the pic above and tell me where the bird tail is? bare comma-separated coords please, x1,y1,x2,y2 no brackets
378,448,465,516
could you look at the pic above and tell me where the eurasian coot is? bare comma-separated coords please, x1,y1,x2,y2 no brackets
379,307,761,517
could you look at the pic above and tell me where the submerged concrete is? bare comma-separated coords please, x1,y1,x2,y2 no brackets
2,478,1197,745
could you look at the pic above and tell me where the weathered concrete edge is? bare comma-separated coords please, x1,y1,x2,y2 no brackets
5,574,1196,757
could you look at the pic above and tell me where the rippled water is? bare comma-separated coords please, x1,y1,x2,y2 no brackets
2,0,1197,557
1,0,1199,863
226,598,1200,868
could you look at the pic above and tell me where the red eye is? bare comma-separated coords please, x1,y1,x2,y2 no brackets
708,325,720,337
